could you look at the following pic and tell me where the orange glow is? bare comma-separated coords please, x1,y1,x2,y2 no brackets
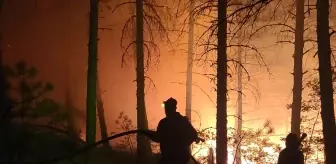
2,0,323,162
3,0,295,134
192,139,281,164
192,139,241,164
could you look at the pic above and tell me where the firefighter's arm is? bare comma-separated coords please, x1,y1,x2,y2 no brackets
140,129,160,143
140,120,164,143
184,117,199,145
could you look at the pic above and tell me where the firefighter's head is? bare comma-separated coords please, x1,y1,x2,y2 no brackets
285,133,300,149
162,97,177,116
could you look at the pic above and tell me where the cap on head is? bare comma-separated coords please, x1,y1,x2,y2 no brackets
163,97,177,109
285,133,299,148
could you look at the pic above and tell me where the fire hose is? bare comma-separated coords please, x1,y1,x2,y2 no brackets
29,129,204,164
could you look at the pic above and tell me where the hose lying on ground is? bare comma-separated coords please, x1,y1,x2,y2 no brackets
23,129,203,164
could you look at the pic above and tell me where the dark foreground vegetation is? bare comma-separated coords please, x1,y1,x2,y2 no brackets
0,123,162,164
0,61,159,164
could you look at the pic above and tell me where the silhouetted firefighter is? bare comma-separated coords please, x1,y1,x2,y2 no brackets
143,97,200,164
33,97,203,164
277,133,306,164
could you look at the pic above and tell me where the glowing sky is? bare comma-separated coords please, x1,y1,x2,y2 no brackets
2,0,334,145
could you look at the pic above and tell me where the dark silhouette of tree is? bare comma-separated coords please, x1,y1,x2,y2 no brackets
186,0,195,122
96,76,110,148
291,0,305,136
316,0,336,163
110,0,172,163
135,0,152,163
0,61,80,163
2,61,74,130
86,0,99,144
0,0,7,125
3,61,53,120
246,0,319,138
216,0,228,163
190,0,276,163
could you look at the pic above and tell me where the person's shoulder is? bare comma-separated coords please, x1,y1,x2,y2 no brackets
182,116,190,121
174,112,188,120
176,115,190,124
279,148,290,155
279,148,286,154
157,118,166,130
158,117,168,125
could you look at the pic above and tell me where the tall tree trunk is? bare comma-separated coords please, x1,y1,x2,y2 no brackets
234,46,242,164
316,0,336,163
0,41,4,122
0,0,8,125
291,0,304,136
0,0,5,121
216,0,228,163
136,0,152,163
186,0,194,122
96,76,110,148
207,147,215,164
86,0,98,144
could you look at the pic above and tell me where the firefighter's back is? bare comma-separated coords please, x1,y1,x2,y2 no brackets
278,148,304,164
158,113,193,164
